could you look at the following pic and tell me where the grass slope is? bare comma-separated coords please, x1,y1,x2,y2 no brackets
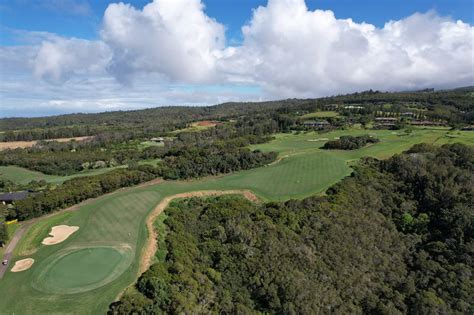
0,128,472,313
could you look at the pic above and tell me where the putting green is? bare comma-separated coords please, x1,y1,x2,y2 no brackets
32,246,132,294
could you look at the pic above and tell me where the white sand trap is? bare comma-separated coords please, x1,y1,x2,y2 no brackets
307,138,328,142
11,258,34,272
42,225,79,245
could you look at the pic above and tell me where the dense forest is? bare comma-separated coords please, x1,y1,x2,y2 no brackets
323,135,379,150
110,143,473,314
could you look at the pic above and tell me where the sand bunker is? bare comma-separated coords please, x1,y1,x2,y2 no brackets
42,225,80,245
11,258,34,272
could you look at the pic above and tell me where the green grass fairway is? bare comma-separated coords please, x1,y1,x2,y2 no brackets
0,165,124,185
0,127,472,313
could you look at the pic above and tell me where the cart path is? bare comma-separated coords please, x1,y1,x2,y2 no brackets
0,222,32,279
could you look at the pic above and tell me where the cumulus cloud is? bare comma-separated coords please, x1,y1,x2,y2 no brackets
100,0,225,84
26,0,474,93
2,0,474,116
222,0,474,97
33,38,111,84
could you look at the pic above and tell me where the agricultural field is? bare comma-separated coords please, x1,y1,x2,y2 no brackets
169,120,222,134
0,165,125,185
0,127,473,313
0,136,92,151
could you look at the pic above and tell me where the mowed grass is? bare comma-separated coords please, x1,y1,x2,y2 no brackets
0,165,124,185
0,127,473,314
0,189,160,314
301,111,340,118
15,212,73,256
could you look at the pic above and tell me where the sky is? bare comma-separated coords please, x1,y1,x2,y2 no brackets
0,0,473,117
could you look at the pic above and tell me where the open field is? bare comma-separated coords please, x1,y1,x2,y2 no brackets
138,141,165,149
0,136,92,151
169,121,222,134
0,127,472,313
0,165,125,185
301,111,340,119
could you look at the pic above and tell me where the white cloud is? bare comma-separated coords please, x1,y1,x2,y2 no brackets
33,38,111,84
1,0,473,116
100,0,225,84
221,0,474,98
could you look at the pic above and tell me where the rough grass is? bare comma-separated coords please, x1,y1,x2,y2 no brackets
0,223,21,257
0,127,472,313
139,141,164,149
15,212,73,257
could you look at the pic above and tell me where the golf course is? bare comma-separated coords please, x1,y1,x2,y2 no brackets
0,127,473,313
0,165,125,185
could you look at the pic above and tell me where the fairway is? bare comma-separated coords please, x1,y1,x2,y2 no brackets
0,127,472,313
0,165,125,185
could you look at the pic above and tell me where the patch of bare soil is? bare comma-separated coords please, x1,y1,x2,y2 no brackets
0,136,92,151
140,190,259,274
42,225,80,245
11,258,34,272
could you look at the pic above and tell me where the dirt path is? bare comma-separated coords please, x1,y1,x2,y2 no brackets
139,190,259,274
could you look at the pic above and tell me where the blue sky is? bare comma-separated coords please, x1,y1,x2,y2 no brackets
2,0,472,45
0,0,473,117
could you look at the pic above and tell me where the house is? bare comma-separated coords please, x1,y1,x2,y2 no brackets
343,105,364,110
374,117,398,128
303,120,331,129
374,117,398,123
409,120,447,127
150,137,165,143
0,191,29,205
